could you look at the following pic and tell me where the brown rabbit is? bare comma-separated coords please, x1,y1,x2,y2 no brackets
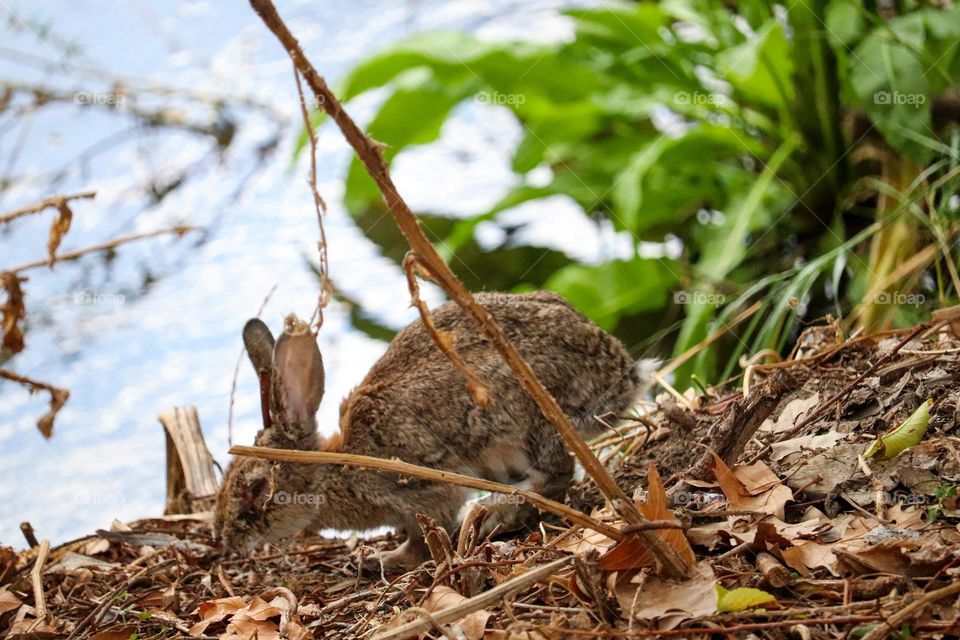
215,291,653,571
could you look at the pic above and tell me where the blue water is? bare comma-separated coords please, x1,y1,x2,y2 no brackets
0,0,621,547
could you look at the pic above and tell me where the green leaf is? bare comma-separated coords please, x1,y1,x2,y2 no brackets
545,257,679,331
864,399,932,460
848,13,932,158
343,80,472,216
718,21,795,108
715,584,778,612
824,0,864,49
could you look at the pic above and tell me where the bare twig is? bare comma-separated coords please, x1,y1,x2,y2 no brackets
230,445,623,540
402,253,490,406
0,369,70,438
862,580,960,640
246,0,689,578
0,191,95,225
291,64,331,328
30,538,50,620
9,225,199,273
371,556,572,640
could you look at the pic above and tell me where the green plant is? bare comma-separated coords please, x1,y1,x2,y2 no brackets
303,1,960,389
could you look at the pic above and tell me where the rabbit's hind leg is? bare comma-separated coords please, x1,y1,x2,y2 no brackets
476,444,574,540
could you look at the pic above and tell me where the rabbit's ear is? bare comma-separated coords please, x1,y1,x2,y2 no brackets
270,314,324,429
243,318,276,376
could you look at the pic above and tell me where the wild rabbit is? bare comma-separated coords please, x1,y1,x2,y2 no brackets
215,291,653,571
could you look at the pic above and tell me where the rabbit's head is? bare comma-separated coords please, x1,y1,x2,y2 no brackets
214,314,326,550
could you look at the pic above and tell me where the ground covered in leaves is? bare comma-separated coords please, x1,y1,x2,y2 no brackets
4,318,960,639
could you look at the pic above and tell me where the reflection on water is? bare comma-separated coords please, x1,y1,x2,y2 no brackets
0,0,597,547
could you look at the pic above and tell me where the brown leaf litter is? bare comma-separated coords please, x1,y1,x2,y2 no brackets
3,318,960,638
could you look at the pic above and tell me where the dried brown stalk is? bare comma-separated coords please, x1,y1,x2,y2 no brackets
247,0,689,578
371,556,572,640
230,445,622,540
292,64,331,327
861,580,960,640
403,253,490,406
0,191,94,226
30,538,50,620
9,225,199,273
0,369,70,438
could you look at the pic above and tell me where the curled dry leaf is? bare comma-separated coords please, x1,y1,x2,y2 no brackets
46,200,73,265
614,560,716,629
709,452,793,519
0,585,23,615
760,393,820,433
600,464,695,571
1,271,26,353
421,585,492,640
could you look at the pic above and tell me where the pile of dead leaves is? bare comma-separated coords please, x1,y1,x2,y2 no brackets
3,316,960,638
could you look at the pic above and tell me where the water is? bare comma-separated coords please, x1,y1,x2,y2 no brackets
0,0,618,548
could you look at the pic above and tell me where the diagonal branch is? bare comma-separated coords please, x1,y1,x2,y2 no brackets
247,0,690,578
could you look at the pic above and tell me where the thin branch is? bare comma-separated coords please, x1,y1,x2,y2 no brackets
861,580,960,640
229,445,623,540
371,556,572,640
291,64,331,329
9,225,199,273
0,190,95,225
246,0,690,579
402,253,490,406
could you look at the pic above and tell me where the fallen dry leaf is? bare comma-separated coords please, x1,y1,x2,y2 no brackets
0,585,22,615
421,585,491,640
614,560,716,629
770,431,845,462
600,464,695,571
760,393,820,433
710,453,793,518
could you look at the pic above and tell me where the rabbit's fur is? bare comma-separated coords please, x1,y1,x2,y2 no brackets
215,291,651,571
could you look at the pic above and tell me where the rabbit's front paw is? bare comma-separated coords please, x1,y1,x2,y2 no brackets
476,496,538,540
361,537,429,575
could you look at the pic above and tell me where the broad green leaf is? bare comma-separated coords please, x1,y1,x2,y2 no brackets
343,81,472,216
848,13,932,158
718,21,795,108
545,257,679,331
864,400,931,460
715,584,777,612
612,125,764,234
824,0,864,49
